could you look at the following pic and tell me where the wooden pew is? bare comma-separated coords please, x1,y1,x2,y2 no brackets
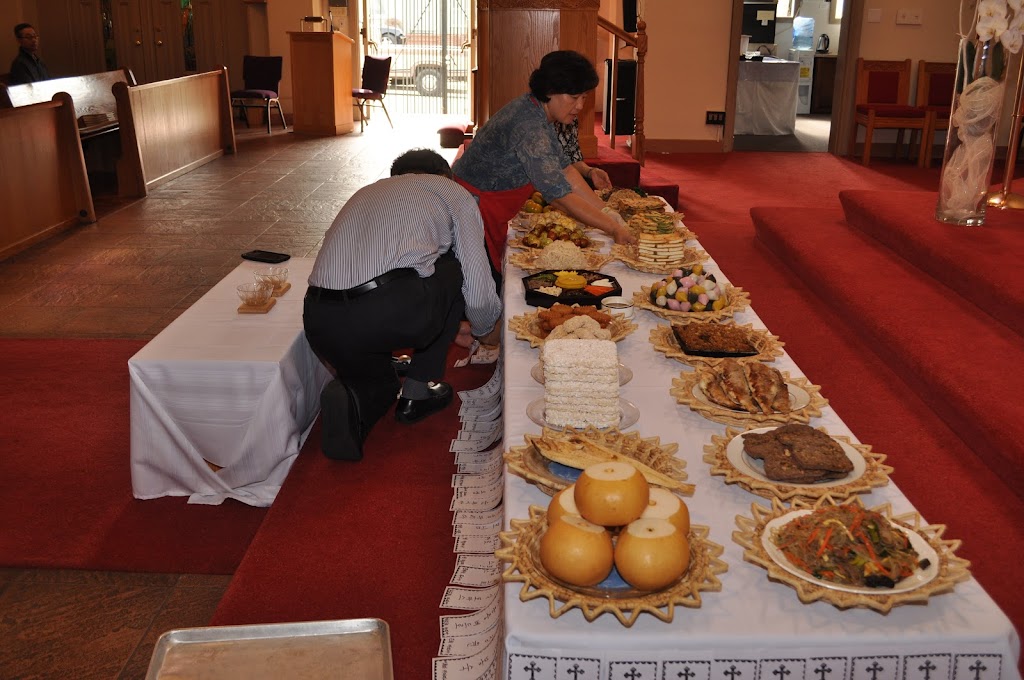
0,68,135,138
0,93,94,260
113,67,236,197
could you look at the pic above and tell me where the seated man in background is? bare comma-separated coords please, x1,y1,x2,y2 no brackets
304,149,503,461
9,23,50,84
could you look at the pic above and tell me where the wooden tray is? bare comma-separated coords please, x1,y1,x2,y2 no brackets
634,285,750,323
507,308,638,349
670,369,827,428
237,297,276,314
611,243,708,274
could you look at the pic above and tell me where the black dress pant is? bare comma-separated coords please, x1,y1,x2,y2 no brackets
303,253,466,432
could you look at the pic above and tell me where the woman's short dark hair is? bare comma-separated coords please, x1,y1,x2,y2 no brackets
390,148,453,178
528,50,599,102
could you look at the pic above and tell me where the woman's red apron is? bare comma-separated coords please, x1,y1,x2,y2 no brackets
454,177,536,272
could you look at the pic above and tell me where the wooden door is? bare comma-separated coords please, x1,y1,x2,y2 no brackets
192,0,250,90
108,0,185,83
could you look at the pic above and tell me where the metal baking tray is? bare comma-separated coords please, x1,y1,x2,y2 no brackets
146,618,393,679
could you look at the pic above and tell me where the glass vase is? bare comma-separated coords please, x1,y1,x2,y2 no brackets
935,36,1011,225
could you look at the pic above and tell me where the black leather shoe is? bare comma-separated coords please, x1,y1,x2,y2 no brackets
320,379,364,461
395,381,453,424
391,354,411,377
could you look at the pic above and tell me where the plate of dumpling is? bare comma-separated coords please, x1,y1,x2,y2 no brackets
669,358,828,428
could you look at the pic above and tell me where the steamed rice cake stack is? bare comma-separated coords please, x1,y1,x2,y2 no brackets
542,338,620,429
637,232,689,268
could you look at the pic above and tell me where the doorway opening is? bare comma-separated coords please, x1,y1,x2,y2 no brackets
361,0,472,121
733,0,843,153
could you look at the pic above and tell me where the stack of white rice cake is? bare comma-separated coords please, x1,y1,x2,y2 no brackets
637,232,689,268
542,338,619,429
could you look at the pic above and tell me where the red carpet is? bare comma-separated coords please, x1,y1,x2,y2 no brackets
694,220,1024,649
211,347,496,679
0,339,266,574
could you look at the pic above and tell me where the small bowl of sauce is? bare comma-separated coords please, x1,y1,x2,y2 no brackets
601,295,634,319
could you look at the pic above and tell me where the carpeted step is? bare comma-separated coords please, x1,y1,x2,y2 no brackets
692,220,1024,646
750,207,1024,493
839,189,1024,337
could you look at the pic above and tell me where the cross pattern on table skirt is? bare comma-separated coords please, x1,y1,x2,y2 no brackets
503,653,1005,680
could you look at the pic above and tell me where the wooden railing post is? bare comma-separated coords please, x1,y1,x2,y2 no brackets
596,15,646,166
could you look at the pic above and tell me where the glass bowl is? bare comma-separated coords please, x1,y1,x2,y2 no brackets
237,282,274,307
253,266,289,292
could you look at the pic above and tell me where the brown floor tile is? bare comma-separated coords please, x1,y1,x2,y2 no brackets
19,283,118,307
58,307,165,336
102,284,197,310
0,579,172,679
0,307,83,337
118,580,229,679
13,570,181,587
63,263,151,285
86,247,178,267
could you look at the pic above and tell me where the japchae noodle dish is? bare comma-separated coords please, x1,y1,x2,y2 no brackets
771,505,928,589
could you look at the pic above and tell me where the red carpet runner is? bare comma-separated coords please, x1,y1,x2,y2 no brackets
0,338,266,574
211,347,496,680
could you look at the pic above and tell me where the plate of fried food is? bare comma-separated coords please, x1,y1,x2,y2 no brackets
733,496,969,612
702,425,892,502
670,358,828,428
508,302,638,349
649,322,785,368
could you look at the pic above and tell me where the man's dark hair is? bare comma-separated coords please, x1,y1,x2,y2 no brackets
528,50,599,103
14,23,33,39
390,149,453,178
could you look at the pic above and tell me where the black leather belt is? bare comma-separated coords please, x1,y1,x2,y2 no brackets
306,268,418,302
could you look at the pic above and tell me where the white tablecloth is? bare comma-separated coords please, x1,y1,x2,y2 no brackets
499,236,1021,680
735,59,799,135
130,258,331,507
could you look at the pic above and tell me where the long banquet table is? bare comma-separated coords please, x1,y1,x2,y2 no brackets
129,257,331,507
498,231,1020,680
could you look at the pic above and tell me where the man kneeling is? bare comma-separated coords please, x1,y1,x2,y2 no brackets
303,149,502,460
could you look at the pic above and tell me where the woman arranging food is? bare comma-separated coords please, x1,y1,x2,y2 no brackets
452,50,635,276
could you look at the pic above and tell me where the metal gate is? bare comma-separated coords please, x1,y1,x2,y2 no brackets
363,0,471,117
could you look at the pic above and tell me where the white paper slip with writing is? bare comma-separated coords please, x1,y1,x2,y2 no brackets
441,584,500,610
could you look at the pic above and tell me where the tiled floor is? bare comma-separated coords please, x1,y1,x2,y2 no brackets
0,117,460,679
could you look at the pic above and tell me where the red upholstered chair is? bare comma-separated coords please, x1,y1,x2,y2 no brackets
850,58,927,165
916,60,957,168
231,56,287,134
352,55,393,133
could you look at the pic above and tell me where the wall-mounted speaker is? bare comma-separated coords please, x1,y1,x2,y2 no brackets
328,0,349,7
623,0,637,32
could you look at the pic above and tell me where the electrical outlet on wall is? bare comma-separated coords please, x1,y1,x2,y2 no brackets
895,8,923,24
706,111,726,126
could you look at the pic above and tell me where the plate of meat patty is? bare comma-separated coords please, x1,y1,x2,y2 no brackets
703,425,893,502
733,424,861,486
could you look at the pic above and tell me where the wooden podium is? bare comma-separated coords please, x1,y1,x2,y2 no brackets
288,31,355,136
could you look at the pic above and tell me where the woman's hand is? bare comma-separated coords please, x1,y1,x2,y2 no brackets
589,167,612,190
611,223,636,245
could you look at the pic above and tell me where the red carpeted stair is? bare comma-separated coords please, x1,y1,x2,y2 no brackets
838,189,1024,336
750,205,1024,493
694,219,1024,658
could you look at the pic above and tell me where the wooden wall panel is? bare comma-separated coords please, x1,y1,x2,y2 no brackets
115,68,235,196
485,11,559,122
0,95,94,260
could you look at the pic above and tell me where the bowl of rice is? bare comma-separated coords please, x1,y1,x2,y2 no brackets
533,241,589,270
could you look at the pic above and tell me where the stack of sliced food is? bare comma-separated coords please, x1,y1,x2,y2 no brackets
542,339,620,429
699,358,790,414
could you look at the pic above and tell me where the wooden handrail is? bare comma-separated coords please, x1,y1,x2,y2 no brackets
597,15,646,165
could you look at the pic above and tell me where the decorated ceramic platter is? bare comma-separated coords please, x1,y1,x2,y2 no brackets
507,307,638,349
649,323,785,368
531,361,633,386
633,285,750,324
733,497,970,613
504,426,692,497
496,505,728,626
702,426,893,502
611,243,708,274
508,249,614,275
526,398,640,432
670,370,827,428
